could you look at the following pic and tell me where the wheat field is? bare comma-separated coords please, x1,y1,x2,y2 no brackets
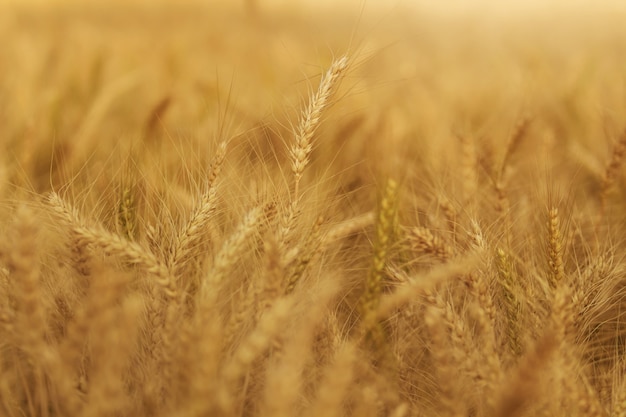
2,1,626,416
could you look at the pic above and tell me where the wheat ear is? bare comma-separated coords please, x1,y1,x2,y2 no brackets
600,129,626,212
322,211,374,247
358,179,398,357
459,134,477,204
496,247,523,356
376,254,479,320
46,192,177,301
305,341,357,417
493,333,557,417
220,295,296,416
80,274,141,417
284,215,324,294
169,140,226,276
117,155,139,241
254,233,285,318
499,117,530,180
5,208,50,416
168,185,218,276
361,179,398,312
547,207,565,290
291,56,348,203
7,207,45,355
423,298,466,416
201,203,270,304
407,226,453,261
